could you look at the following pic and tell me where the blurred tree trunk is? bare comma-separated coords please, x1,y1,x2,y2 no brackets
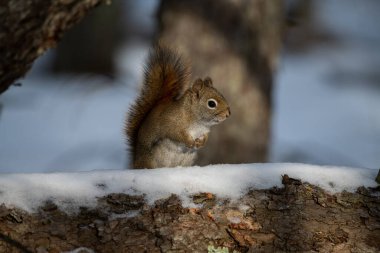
157,0,284,164
1,176,379,252
0,0,110,94
52,0,123,76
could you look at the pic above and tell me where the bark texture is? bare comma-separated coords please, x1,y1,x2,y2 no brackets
1,176,379,253
0,0,110,94
157,0,284,164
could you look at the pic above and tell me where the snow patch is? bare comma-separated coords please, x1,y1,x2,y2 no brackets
0,163,377,213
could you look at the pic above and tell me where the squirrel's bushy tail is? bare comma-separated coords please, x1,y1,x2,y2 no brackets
126,45,189,158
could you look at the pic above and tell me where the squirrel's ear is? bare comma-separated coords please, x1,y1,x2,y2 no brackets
192,79,204,94
204,77,213,87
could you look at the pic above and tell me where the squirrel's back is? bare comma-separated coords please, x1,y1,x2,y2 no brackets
126,45,190,160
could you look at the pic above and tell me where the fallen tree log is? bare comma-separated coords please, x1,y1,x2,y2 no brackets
0,175,379,253
0,0,110,94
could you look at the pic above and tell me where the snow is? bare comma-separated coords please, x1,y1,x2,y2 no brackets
0,75,134,172
0,163,377,213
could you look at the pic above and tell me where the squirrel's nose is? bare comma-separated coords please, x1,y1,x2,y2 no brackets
226,107,231,118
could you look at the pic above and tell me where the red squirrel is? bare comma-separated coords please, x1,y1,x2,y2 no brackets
126,45,230,169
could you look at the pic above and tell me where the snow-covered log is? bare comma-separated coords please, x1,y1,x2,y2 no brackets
0,0,110,94
0,164,379,252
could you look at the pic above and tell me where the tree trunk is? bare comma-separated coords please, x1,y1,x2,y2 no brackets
51,0,123,76
0,0,110,94
157,0,284,165
1,176,379,252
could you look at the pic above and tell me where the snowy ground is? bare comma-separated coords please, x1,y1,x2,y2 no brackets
0,163,377,213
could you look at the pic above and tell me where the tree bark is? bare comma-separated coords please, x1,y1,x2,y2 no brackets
0,0,111,94
157,0,284,165
1,176,379,252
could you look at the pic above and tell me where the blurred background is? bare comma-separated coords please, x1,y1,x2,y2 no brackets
0,0,379,172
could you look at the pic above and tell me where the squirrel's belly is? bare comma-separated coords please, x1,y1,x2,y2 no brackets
151,139,196,168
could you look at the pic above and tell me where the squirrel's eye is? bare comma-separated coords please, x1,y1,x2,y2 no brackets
207,99,217,109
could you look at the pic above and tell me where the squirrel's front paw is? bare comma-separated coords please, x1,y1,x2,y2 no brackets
194,135,207,149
